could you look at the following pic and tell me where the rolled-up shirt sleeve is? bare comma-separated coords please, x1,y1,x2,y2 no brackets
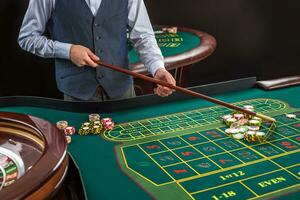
18,0,71,59
128,0,165,76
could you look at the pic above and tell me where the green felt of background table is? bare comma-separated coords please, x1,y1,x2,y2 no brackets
0,86,299,199
129,31,201,64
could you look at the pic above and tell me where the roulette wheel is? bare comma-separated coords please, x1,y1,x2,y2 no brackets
0,112,68,199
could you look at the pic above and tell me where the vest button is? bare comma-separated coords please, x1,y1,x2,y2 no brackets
96,36,101,40
97,74,104,79
94,23,100,27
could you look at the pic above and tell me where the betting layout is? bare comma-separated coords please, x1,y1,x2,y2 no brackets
104,99,300,200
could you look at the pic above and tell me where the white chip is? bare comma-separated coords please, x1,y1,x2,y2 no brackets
234,114,244,120
66,136,71,144
246,131,256,135
256,131,266,137
238,126,248,133
285,114,296,119
227,118,237,123
225,128,240,134
252,117,262,121
245,108,254,112
222,114,233,120
244,105,254,110
248,126,260,131
233,133,244,140
249,120,261,125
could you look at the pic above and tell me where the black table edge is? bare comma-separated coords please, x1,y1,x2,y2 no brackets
0,77,256,113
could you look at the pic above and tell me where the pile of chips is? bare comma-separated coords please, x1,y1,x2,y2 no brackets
221,105,269,143
78,114,115,136
162,27,178,34
56,120,75,144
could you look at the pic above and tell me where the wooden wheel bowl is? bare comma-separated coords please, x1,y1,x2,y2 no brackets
0,112,68,199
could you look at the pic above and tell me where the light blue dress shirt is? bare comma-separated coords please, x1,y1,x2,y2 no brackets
18,0,164,76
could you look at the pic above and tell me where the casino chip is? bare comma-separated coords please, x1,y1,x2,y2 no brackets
238,126,248,133
56,121,68,130
104,121,115,130
233,114,244,120
248,119,261,127
225,118,237,126
222,114,233,121
101,118,112,125
83,122,91,127
220,104,272,143
78,126,90,135
248,126,260,131
65,136,71,144
64,126,75,136
89,114,100,122
91,125,102,134
233,133,244,140
285,114,296,119
243,105,254,110
225,128,239,135
162,27,178,34
77,114,115,135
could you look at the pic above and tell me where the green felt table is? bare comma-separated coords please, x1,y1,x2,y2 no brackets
129,26,216,76
129,27,201,65
0,79,299,200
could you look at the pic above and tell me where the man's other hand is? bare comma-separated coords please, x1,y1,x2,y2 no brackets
70,45,100,67
153,68,176,97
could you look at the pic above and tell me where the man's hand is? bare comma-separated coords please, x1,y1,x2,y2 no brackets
70,45,100,67
154,68,176,97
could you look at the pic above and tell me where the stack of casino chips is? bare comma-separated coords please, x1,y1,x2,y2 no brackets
162,26,178,34
78,114,116,136
56,120,75,144
221,105,266,143
101,118,115,130
78,122,95,135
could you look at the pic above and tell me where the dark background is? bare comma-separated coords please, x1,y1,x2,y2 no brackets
0,0,299,98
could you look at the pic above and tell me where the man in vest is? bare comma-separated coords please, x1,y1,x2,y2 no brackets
18,0,176,101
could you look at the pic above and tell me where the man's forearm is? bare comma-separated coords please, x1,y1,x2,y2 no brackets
131,32,165,76
128,0,165,76
17,0,71,59
18,34,71,59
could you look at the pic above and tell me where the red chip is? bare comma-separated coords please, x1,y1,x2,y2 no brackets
64,126,75,135
101,118,112,124
104,121,115,130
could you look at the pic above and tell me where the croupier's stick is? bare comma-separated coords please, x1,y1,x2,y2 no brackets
96,61,276,123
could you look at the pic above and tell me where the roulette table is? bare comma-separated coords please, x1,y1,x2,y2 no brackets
0,77,299,200
129,26,216,92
